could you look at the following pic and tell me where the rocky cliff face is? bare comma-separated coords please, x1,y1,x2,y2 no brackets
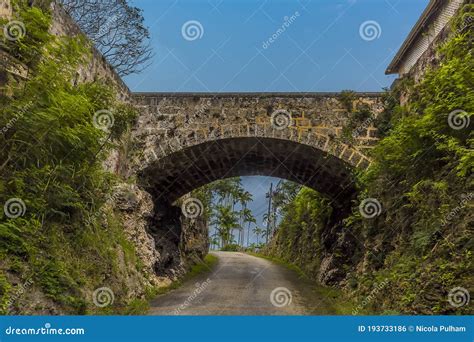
0,0,209,315
112,184,209,286
263,188,355,286
50,0,210,293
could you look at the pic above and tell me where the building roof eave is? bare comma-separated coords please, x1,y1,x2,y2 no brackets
385,0,444,75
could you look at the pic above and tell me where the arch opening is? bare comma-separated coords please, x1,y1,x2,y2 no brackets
138,137,357,207
135,137,361,279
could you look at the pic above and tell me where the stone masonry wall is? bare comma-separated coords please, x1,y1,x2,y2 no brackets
132,93,383,170
0,0,130,100
130,93,383,204
49,2,131,101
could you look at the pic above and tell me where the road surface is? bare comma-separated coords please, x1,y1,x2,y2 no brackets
149,251,338,315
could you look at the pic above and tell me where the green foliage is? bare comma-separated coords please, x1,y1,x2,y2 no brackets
266,4,473,315
339,90,356,112
249,251,356,315
150,254,218,300
345,4,474,314
272,180,301,216
265,188,332,278
0,2,141,314
193,177,255,249
220,244,240,251
338,90,376,143
211,205,239,247
0,0,53,66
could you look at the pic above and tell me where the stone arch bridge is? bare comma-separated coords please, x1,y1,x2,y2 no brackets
129,92,383,207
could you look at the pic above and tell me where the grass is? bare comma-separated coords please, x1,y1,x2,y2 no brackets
151,254,218,297
246,251,308,280
117,253,218,315
247,251,356,315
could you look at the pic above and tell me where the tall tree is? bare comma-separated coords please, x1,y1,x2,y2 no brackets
241,207,256,247
252,226,265,246
272,181,302,217
211,205,239,248
60,0,153,76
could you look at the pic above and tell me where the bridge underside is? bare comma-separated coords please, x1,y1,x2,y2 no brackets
138,137,356,206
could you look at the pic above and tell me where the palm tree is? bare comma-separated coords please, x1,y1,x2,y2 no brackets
209,232,220,250
242,207,256,247
262,212,276,241
232,190,252,246
211,205,239,248
252,226,265,245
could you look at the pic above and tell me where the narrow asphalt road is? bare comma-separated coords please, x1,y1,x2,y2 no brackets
149,252,337,315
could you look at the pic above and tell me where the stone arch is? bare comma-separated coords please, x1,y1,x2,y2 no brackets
138,136,361,207
127,93,383,277
132,92,382,205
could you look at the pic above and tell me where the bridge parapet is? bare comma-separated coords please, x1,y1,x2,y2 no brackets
131,92,383,171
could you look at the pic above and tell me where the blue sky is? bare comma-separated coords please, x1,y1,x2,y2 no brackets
124,0,430,245
125,0,429,93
